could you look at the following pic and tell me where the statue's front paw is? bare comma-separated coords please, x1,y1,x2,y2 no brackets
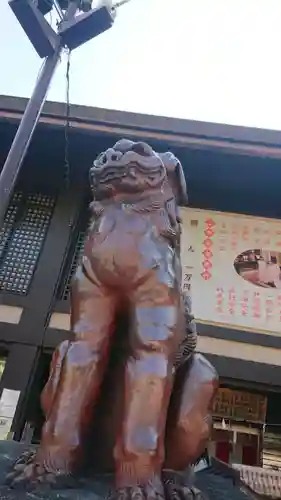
110,476,165,500
11,448,36,468
5,451,78,491
164,483,204,500
5,461,57,490
162,472,204,500
5,449,36,488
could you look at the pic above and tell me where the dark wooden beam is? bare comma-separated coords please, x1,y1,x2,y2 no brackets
198,323,281,350
18,188,85,346
54,299,70,314
0,323,31,345
206,353,281,389
0,295,28,308
43,327,72,349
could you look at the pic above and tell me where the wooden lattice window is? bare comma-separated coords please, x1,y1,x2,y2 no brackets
62,230,86,300
0,192,55,295
0,192,23,259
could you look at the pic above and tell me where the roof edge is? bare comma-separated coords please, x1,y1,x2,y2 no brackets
1,95,281,158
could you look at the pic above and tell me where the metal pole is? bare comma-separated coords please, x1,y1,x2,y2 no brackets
0,1,78,228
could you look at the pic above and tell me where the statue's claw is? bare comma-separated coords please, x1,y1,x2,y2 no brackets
164,483,204,500
162,471,204,500
5,449,35,487
109,476,165,500
5,451,78,490
5,462,55,490
12,448,36,467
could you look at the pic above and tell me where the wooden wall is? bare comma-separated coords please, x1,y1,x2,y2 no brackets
1,120,281,439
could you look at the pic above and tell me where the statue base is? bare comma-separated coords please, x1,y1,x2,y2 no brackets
0,441,205,500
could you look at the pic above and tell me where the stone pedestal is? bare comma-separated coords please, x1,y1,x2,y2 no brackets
0,441,110,500
0,441,205,500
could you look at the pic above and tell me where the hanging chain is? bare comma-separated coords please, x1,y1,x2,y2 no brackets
64,49,71,190
61,0,134,190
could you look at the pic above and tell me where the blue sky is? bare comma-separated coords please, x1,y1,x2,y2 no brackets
1,0,281,129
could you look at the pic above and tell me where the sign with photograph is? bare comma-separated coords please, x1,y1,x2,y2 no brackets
180,208,281,334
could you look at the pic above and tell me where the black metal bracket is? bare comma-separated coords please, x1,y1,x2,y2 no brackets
9,0,114,58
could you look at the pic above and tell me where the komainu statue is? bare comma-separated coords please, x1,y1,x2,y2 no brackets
6,140,219,500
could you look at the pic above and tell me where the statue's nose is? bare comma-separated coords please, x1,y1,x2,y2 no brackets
98,148,123,166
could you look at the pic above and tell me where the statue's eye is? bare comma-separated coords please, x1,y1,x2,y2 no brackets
95,152,107,165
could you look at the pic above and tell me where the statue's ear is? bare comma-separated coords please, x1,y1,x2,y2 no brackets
175,159,188,207
159,152,188,206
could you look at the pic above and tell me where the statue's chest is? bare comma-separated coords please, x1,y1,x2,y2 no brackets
91,206,154,240
84,207,170,284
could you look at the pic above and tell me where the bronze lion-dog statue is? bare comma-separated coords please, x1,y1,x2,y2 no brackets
6,140,218,500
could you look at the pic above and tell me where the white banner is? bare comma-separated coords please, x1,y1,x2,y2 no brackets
181,208,281,334
0,416,13,440
0,389,20,440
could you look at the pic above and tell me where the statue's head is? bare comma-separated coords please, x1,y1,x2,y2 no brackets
89,139,166,200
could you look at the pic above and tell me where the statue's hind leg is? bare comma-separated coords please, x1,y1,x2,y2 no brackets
162,354,218,500
165,353,218,471
6,266,117,489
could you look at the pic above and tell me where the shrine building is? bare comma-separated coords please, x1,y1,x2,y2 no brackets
0,94,281,473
